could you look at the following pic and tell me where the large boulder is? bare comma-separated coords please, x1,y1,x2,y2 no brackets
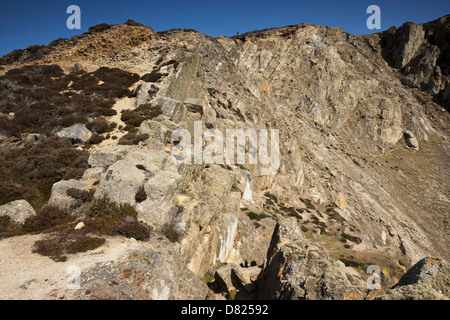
214,263,253,293
82,145,135,185
0,235,206,300
138,119,179,151
78,241,208,300
0,200,36,224
403,130,420,151
94,148,181,231
48,179,90,209
87,145,134,168
255,217,366,300
378,257,450,300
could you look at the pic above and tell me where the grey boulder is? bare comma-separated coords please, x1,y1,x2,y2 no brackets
0,200,36,224
56,124,92,144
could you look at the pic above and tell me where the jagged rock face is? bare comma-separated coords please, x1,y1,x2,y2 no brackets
255,218,366,300
48,179,89,209
123,22,448,268
378,257,450,300
0,17,449,300
381,15,450,105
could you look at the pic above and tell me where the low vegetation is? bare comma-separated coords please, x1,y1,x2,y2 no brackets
120,103,163,129
6,197,153,262
0,64,140,210
0,136,89,209
0,64,138,137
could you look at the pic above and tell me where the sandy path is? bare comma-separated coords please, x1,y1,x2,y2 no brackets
0,234,142,300
88,95,137,152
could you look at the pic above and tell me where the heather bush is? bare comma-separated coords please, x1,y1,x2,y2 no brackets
120,103,163,128
0,216,23,239
0,65,137,134
33,229,106,262
116,220,150,241
66,188,94,204
135,186,148,202
0,136,89,209
118,132,149,145
22,205,75,233
86,119,113,134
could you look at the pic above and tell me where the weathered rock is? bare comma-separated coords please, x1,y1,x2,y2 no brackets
382,16,449,100
136,82,155,107
234,216,276,268
255,218,366,300
87,145,134,168
75,222,85,230
403,130,420,150
48,179,89,209
0,200,36,224
378,257,450,300
22,133,42,146
214,263,252,293
383,23,425,69
56,124,92,144
1,16,449,302
73,63,84,73
138,119,179,151
79,241,208,300
215,264,235,292
94,148,181,231
184,98,204,114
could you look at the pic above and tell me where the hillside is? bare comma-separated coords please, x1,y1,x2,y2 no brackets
0,16,449,300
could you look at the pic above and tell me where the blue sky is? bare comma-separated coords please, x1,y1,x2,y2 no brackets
0,0,448,56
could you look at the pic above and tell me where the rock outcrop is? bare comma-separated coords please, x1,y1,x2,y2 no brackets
56,124,92,144
0,200,36,224
381,15,450,107
255,218,366,300
378,257,450,300
0,15,449,300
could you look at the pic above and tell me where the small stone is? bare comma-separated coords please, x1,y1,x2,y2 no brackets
313,228,321,237
20,279,37,290
335,193,348,209
74,63,84,73
75,222,85,230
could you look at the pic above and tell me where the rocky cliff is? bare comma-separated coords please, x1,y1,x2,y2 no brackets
0,16,449,300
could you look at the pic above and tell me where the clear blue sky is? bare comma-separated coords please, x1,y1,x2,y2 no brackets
0,0,449,56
